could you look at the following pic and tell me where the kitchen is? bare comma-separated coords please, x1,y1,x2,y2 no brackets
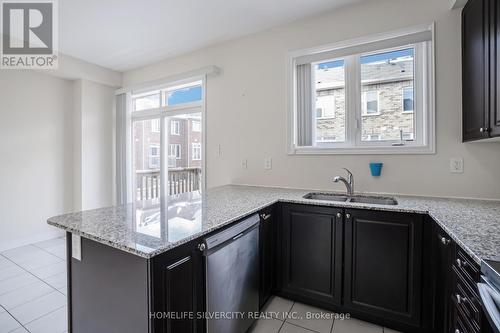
0,0,499,333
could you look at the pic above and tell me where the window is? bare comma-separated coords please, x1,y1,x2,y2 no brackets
364,134,382,141
362,91,380,115
133,93,160,111
171,120,180,135
130,79,204,202
402,132,414,141
169,144,181,159
403,87,414,113
316,95,336,119
314,59,346,143
192,143,201,160
151,119,160,133
289,25,435,154
167,84,202,106
192,120,201,132
149,145,160,169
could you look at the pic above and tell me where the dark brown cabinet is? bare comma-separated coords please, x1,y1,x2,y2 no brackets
280,204,343,308
151,240,204,333
462,0,500,141
259,206,275,308
343,209,423,327
430,223,454,333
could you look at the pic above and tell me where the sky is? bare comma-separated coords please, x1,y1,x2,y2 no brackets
168,86,202,105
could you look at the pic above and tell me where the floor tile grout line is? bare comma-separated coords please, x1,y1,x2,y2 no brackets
21,303,66,327
0,253,65,308
32,241,66,260
2,305,30,333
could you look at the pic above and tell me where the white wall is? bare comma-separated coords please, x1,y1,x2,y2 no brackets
0,71,74,250
77,80,116,210
123,0,500,200
0,64,119,250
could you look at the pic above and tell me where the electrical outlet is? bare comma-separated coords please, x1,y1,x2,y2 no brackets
242,159,248,169
450,158,464,173
264,157,272,170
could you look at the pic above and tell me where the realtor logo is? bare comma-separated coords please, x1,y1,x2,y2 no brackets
1,0,58,69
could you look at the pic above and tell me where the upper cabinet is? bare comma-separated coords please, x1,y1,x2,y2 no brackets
462,0,500,141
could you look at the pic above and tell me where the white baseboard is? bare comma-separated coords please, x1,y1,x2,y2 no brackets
0,230,65,252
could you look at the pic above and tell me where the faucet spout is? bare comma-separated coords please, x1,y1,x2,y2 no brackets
333,168,354,197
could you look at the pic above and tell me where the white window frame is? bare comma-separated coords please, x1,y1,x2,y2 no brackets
192,120,201,132
148,145,160,169
151,119,160,133
170,120,180,135
126,75,208,201
402,86,414,114
192,143,201,160
169,144,181,159
287,23,435,155
361,90,381,116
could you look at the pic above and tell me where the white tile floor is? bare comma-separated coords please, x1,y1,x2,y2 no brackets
0,238,401,333
0,237,67,333
249,296,401,333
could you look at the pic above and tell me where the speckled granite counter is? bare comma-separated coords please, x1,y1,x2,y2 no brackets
47,185,500,264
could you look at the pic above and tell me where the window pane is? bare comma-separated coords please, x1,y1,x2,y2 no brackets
403,87,414,112
360,48,415,142
133,119,161,202
167,85,202,106
164,113,202,195
314,59,346,144
133,93,160,111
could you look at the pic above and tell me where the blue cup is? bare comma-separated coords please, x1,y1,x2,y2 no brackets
369,163,383,177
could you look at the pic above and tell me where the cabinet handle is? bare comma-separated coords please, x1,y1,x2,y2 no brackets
480,127,490,133
456,294,467,304
198,243,206,252
439,236,450,245
456,258,467,268
345,213,351,219
260,213,271,221
336,212,342,218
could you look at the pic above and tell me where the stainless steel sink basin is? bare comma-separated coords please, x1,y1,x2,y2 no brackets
303,193,398,205
347,196,398,205
302,193,348,202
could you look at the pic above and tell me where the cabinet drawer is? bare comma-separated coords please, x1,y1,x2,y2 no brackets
454,248,480,286
452,267,481,331
452,302,480,333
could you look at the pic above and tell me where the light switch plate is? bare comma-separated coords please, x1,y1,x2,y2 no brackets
450,158,464,173
72,234,82,261
264,157,272,170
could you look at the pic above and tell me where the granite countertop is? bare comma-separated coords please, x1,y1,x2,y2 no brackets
47,185,500,264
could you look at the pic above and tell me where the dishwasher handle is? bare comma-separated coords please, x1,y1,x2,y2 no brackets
202,214,260,252
478,282,500,333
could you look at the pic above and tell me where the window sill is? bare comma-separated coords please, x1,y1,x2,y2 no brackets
288,145,435,155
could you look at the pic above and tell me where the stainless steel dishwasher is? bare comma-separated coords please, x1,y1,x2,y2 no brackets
201,214,260,333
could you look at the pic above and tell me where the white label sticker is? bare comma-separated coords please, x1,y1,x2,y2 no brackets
71,234,81,261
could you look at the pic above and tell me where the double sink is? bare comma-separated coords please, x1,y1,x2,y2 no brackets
303,192,398,205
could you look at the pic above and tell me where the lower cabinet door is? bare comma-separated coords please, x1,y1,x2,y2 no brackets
281,204,343,307
151,240,204,333
343,209,423,326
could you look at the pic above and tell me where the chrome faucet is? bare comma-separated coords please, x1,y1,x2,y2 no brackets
333,168,354,197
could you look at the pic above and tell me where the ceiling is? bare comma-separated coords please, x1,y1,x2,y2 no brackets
59,0,365,72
